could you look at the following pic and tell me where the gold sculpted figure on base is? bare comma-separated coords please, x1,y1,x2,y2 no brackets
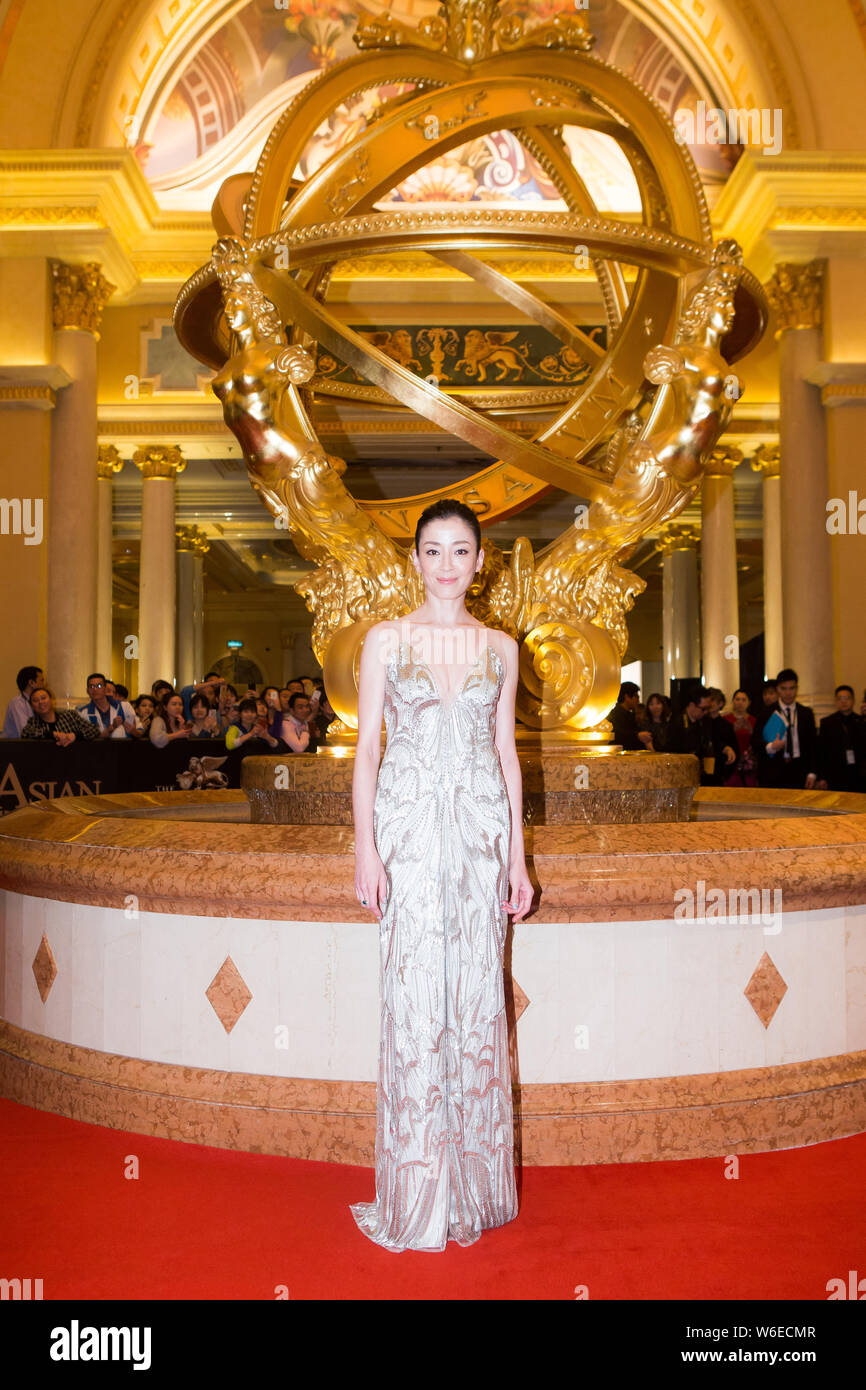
175,3,766,733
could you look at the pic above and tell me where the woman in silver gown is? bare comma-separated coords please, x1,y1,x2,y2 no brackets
351,499,534,1252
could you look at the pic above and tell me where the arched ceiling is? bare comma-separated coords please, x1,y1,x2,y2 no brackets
5,0,862,205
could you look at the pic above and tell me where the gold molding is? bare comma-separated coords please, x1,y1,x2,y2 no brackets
74,0,141,146
327,254,607,282
100,419,223,435
0,205,105,226
724,0,800,147
314,417,535,435
769,207,866,229
0,384,56,408
311,377,582,409
821,383,866,407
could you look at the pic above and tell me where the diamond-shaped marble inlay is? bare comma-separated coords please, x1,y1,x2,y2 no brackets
31,933,57,1003
744,951,788,1028
509,975,530,1024
206,956,252,1034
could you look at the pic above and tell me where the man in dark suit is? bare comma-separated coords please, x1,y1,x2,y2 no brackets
666,684,737,785
752,667,819,789
818,685,866,792
606,681,649,751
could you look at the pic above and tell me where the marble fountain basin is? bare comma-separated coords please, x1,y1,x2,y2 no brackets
0,778,864,1166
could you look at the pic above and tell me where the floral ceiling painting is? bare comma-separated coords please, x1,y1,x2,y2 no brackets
141,0,738,209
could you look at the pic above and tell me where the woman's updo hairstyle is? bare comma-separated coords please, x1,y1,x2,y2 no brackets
414,498,482,557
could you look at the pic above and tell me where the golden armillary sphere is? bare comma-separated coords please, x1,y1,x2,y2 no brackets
175,0,766,735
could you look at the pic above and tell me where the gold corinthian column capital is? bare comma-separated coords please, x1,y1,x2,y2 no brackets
704,444,743,477
750,442,780,478
654,523,700,556
764,260,825,339
175,524,211,556
50,260,116,339
133,444,187,480
97,443,123,479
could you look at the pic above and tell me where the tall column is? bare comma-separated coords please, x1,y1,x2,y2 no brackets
133,445,186,691
751,444,783,680
47,260,115,702
96,445,123,677
764,260,833,711
175,525,209,689
700,445,741,695
0,258,60,699
655,524,700,689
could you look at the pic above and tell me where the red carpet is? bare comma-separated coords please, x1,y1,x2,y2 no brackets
1,1098,863,1300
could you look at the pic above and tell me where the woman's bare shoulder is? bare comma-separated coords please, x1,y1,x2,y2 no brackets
362,620,401,667
487,628,518,670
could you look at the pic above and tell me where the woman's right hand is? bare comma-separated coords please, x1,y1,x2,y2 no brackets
354,848,388,921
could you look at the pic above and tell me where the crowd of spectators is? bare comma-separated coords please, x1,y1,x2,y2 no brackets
5,659,865,796
1,665,338,754
608,669,866,792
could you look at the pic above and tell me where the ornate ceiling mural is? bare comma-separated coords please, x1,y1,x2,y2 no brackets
139,0,737,210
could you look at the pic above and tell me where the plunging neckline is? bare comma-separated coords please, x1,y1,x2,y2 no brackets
399,637,501,713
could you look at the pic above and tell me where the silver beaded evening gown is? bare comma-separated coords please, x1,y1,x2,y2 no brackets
350,637,518,1252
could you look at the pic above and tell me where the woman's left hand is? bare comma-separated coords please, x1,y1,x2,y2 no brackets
502,862,534,923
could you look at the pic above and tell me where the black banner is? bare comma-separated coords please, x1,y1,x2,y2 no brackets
0,739,274,817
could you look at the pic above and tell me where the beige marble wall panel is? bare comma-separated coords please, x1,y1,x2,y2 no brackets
2,891,864,1083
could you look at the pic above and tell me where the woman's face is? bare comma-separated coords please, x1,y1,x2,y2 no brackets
137,697,154,719
190,699,208,722
240,706,257,728
647,696,663,720
263,688,280,708
256,701,268,721
413,520,482,599
165,695,184,721
30,689,53,717
732,691,749,715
